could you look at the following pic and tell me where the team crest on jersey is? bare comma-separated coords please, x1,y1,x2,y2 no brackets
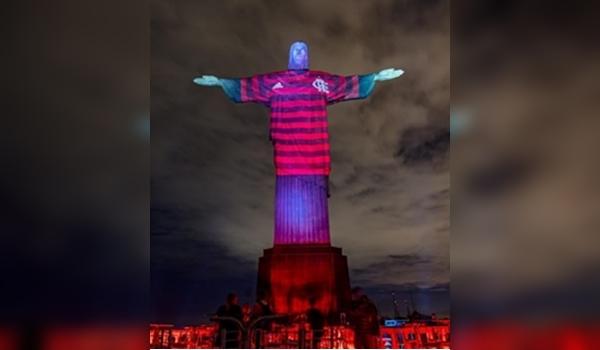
312,77,329,94
272,82,284,90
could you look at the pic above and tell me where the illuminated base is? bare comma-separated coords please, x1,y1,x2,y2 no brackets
257,245,351,320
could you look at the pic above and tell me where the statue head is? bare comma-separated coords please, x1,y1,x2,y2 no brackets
288,41,309,70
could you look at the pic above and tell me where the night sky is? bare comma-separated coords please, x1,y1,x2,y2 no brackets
151,0,449,325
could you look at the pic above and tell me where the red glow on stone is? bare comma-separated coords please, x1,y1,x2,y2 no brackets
257,245,351,317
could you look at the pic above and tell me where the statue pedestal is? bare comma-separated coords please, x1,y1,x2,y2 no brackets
257,245,351,320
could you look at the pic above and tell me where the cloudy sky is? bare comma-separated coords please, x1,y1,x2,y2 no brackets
151,0,449,325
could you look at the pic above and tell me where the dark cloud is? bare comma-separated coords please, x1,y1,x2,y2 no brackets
395,126,449,166
355,282,450,317
388,254,432,266
352,254,442,279
353,255,431,276
347,187,378,202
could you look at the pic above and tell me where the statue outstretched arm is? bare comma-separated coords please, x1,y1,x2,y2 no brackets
193,74,243,103
192,74,271,104
326,67,403,105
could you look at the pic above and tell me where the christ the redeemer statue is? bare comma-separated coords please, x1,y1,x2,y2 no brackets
194,41,403,246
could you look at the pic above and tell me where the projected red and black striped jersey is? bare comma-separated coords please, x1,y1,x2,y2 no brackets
220,70,376,175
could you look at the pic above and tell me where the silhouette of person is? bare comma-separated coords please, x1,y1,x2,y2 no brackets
306,297,325,348
251,291,274,348
216,293,243,348
350,287,381,349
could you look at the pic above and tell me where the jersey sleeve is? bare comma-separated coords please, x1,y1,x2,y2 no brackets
325,73,377,105
220,74,272,105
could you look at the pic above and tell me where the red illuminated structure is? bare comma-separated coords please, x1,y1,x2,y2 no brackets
257,245,352,317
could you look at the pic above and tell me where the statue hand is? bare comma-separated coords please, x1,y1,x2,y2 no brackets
193,75,222,86
375,68,404,81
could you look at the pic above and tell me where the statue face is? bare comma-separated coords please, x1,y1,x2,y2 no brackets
292,45,307,65
288,41,309,69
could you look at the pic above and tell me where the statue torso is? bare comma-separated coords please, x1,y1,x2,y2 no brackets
267,70,333,176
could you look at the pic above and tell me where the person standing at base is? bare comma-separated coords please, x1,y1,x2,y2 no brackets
215,293,243,348
350,287,381,349
306,297,325,348
251,291,274,348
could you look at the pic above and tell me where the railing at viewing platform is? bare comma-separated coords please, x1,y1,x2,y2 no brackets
150,316,449,349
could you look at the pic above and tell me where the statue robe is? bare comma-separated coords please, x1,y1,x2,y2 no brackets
220,69,376,176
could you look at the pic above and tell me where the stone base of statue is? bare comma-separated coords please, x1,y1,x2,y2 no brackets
257,245,352,321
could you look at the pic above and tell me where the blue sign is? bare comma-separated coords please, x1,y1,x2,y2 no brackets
384,319,404,327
